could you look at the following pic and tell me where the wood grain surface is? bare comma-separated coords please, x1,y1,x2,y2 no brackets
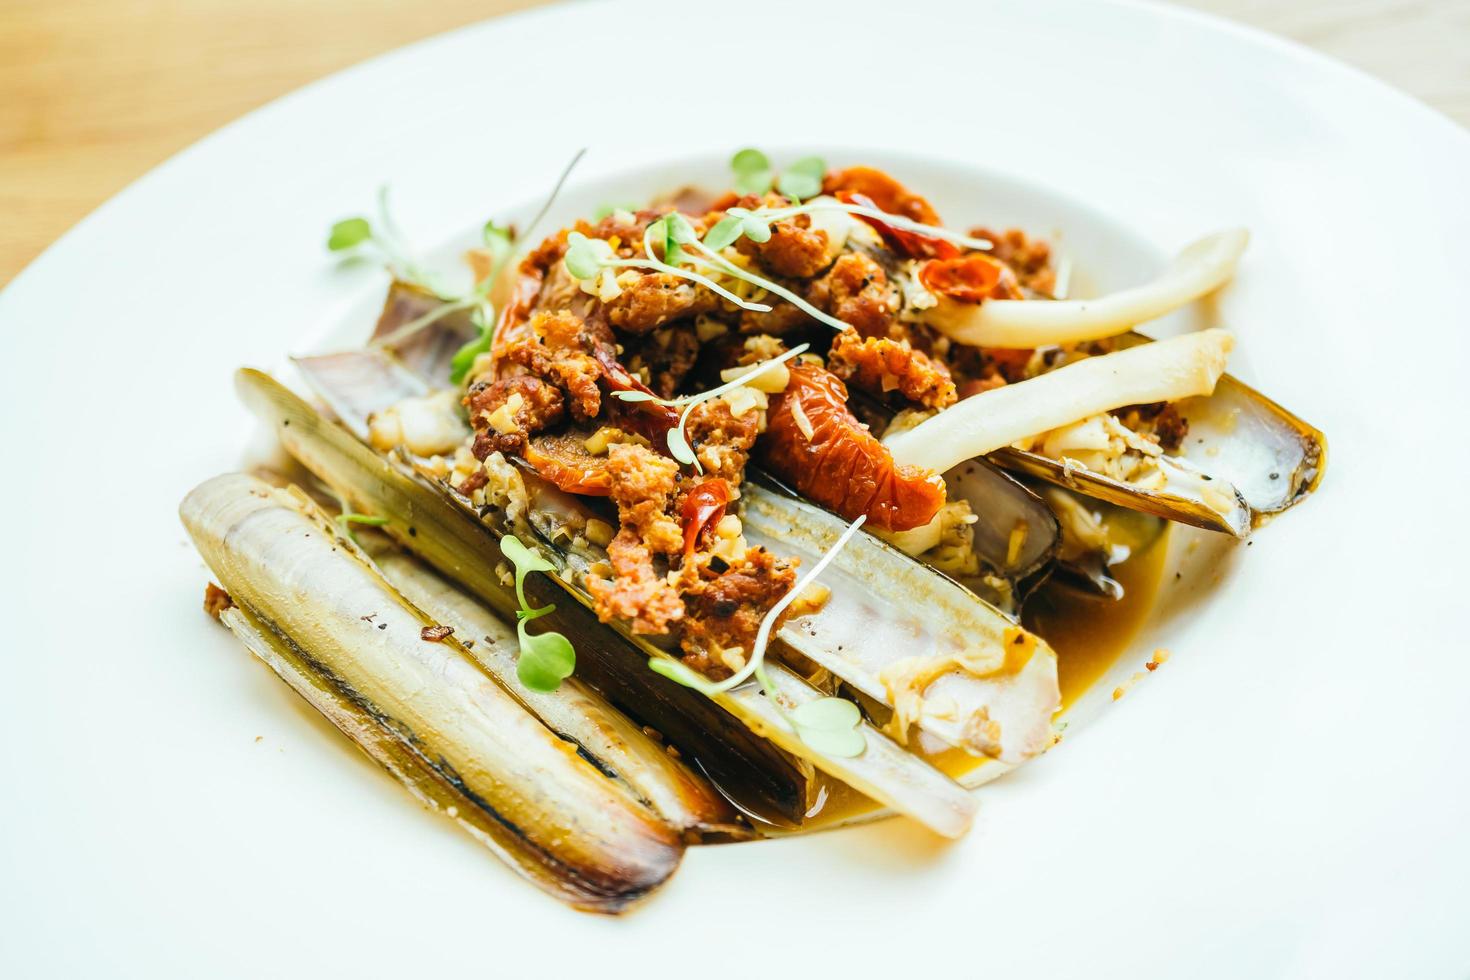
2,0,1466,284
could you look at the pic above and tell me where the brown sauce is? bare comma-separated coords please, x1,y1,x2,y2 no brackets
792,528,1171,832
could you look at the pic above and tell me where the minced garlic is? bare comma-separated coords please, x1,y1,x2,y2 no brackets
789,396,815,441
585,518,615,548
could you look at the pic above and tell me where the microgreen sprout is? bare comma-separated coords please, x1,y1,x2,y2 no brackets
331,149,590,385
731,148,774,195
777,155,826,201
648,514,868,758
593,201,638,220
562,218,771,314
500,534,576,693
732,200,994,253
334,511,389,546
613,343,811,472
328,186,457,297
728,149,825,202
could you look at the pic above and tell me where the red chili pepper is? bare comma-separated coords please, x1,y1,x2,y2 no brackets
591,346,682,449
837,191,960,260
680,479,730,560
918,253,1024,303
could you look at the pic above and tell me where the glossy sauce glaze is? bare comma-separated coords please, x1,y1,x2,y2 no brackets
791,528,1171,832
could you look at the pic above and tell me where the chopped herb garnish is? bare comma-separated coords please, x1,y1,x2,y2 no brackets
648,514,868,758
500,534,576,693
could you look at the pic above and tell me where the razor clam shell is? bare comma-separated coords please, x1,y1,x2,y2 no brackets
741,477,1061,766
340,294,1059,765
991,333,1326,537
182,473,683,913
992,444,1252,536
943,458,1059,584
848,393,1060,584
371,280,479,379
363,539,749,839
275,359,978,837
238,367,814,828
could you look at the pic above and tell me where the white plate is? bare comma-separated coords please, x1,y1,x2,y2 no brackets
2,1,1467,976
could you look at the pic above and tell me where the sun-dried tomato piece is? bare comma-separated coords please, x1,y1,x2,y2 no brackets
837,190,960,260
822,166,943,224
759,363,945,532
919,253,1024,303
591,346,681,448
523,431,614,495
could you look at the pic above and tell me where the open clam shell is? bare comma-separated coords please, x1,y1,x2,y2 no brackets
181,473,683,913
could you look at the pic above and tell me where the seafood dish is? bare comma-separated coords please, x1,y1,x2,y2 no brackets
180,150,1325,913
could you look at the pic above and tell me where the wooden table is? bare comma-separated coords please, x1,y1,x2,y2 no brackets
2,0,1466,285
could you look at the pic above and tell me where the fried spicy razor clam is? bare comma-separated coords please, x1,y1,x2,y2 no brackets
435,153,1276,686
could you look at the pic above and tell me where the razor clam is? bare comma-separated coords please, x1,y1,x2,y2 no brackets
237,368,814,828
1035,482,1167,599
370,280,479,378
357,287,1063,761
846,392,1060,592
360,536,747,838
181,473,683,913
740,477,1060,765
293,351,1057,777
260,362,980,838
990,333,1326,537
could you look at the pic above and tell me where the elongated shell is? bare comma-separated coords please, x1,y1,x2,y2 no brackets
363,540,747,839
238,368,815,828
990,334,1325,536
275,359,979,838
742,477,1060,765
181,473,683,913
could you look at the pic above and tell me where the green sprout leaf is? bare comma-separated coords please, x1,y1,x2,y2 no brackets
648,657,719,694
731,148,773,196
777,156,826,202
327,217,373,251
791,696,861,731
790,696,865,757
731,148,770,174
648,215,686,267
795,722,866,757
593,201,639,221
501,534,574,692
448,323,494,384
333,511,387,546
516,620,576,693
741,214,772,244
482,220,513,261
612,390,659,403
666,212,698,245
563,231,605,280
666,426,697,466
339,513,389,527
703,215,744,251
501,534,554,606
